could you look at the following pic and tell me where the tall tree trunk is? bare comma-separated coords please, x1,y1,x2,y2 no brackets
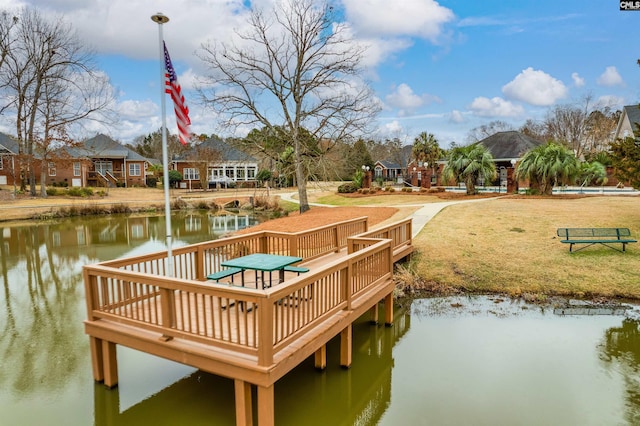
294,141,310,213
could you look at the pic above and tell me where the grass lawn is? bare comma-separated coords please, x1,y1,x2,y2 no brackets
411,196,640,300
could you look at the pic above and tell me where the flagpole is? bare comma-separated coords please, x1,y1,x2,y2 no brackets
151,12,174,277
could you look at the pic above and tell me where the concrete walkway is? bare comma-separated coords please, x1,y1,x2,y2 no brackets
279,191,496,238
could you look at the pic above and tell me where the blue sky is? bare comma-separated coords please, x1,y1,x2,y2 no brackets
2,0,639,147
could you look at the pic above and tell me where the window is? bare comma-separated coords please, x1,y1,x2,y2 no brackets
0,155,3,170
183,168,199,180
95,161,113,175
129,163,141,176
247,168,256,179
237,168,245,179
48,162,56,176
73,162,81,177
225,169,235,180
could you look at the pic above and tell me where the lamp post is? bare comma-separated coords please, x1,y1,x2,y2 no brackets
361,165,370,188
510,159,517,193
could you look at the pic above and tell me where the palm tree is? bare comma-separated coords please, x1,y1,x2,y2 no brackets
576,161,607,190
515,142,578,195
442,144,496,195
412,132,442,166
412,132,443,184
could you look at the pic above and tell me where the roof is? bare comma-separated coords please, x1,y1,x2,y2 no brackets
0,133,19,154
624,105,640,130
67,134,147,161
175,136,256,162
616,105,640,138
376,160,403,169
476,131,543,160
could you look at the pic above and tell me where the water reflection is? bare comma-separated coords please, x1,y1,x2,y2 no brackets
91,309,412,426
2,211,640,425
600,319,640,424
0,211,261,424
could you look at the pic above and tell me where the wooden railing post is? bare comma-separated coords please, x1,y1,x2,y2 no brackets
343,264,352,311
333,226,340,252
160,288,176,330
195,246,204,280
259,233,268,254
258,298,274,366
289,235,298,257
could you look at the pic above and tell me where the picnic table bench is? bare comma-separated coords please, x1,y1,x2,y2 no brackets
556,228,637,253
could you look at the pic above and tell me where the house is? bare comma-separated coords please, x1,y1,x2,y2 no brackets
374,160,404,183
173,136,259,189
477,131,543,192
0,133,150,189
0,133,19,186
614,105,640,140
54,134,150,188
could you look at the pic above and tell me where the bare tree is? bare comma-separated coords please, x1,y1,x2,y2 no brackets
0,7,113,196
184,144,222,191
198,0,379,213
466,120,514,143
519,118,550,142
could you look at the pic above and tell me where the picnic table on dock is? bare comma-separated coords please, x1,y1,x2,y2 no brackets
220,253,304,288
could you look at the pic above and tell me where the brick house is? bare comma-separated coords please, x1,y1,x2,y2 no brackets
173,136,259,189
0,133,150,188
53,134,150,188
0,133,19,186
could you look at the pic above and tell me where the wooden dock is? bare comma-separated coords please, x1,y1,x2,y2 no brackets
83,217,413,425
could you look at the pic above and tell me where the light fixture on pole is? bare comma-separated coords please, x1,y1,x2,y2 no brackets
151,12,174,277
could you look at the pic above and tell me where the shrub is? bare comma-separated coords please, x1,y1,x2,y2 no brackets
172,197,188,210
337,182,358,193
110,203,131,214
67,187,85,197
195,200,210,210
46,187,59,196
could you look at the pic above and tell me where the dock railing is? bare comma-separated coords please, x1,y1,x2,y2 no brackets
84,217,411,368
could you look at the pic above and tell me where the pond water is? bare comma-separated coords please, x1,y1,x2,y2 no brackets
1,214,639,425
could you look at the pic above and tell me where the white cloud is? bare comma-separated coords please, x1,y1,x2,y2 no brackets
338,23,413,69
117,100,158,119
597,66,624,87
342,0,454,41
571,72,585,87
469,97,524,117
385,83,440,115
502,67,568,106
379,120,404,136
449,110,465,123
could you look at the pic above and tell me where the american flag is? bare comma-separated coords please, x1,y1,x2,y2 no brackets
164,41,191,145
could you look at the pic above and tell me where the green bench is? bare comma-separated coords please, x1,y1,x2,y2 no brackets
283,265,310,275
557,228,637,253
206,267,243,283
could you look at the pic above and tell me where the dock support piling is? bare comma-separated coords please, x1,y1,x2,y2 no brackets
340,324,352,368
369,303,379,324
384,292,394,326
314,345,327,370
234,379,253,426
257,384,274,426
102,340,119,388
